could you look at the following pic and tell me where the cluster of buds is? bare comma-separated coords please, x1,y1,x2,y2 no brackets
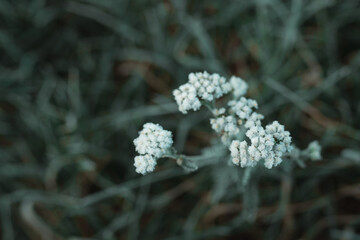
133,123,173,174
230,121,292,169
173,71,232,114
133,71,321,174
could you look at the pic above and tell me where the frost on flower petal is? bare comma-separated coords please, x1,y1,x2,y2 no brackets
230,76,248,98
173,83,202,114
134,155,157,175
133,122,173,158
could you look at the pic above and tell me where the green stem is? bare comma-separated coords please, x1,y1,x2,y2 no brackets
202,101,215,114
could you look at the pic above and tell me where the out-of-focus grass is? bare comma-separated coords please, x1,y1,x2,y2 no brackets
0,0,360,239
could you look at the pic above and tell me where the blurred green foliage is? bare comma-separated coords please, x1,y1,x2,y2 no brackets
1,0,360,239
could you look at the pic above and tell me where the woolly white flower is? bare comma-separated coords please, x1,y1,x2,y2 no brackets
133,123,173,158
173,83,202,114
210,115,239,144
188,71,231,101
265,121,293,153
247,126,273,164
229,140,241,165
134,155,157,175
244,112,264,128
228,97,258,121
306,141,322,161
210,115,239,134
230,121,292,169
230,140,257,167
230,76,248,98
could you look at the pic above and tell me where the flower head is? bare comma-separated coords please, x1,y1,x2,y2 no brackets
230,76,248,98
228,97,258,119
265,121,293,153
228,97,258,127
134,155,157,175
230,140,257,167
210,115,239,134
173,83,202,114
210,115,239,143
188,71,231,101
244,112,264,128
133,123,173,174
134,123,173,158
230,121,292,169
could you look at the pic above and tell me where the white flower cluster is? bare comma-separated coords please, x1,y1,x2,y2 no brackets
188,72,231,101
306,141,322,161
171,71,299,170
244,112,264,129
210,115,239,134
230,76,248,98
210,115,239,143
230,121,292,169
228,97,260,128
230,140,254,167
173,71,232,114
133,123,173,174
265,121,293,152
173,83,201,114
134,123,173,158
134,155,157,175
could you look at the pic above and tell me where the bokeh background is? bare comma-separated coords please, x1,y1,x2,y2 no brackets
1,0,360,239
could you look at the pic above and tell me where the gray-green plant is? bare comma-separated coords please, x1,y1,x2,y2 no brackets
1,0,360,239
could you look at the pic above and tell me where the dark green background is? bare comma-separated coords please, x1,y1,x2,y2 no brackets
1,0,360,239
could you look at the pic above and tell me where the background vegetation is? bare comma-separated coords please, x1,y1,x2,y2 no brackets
1,0,360,239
